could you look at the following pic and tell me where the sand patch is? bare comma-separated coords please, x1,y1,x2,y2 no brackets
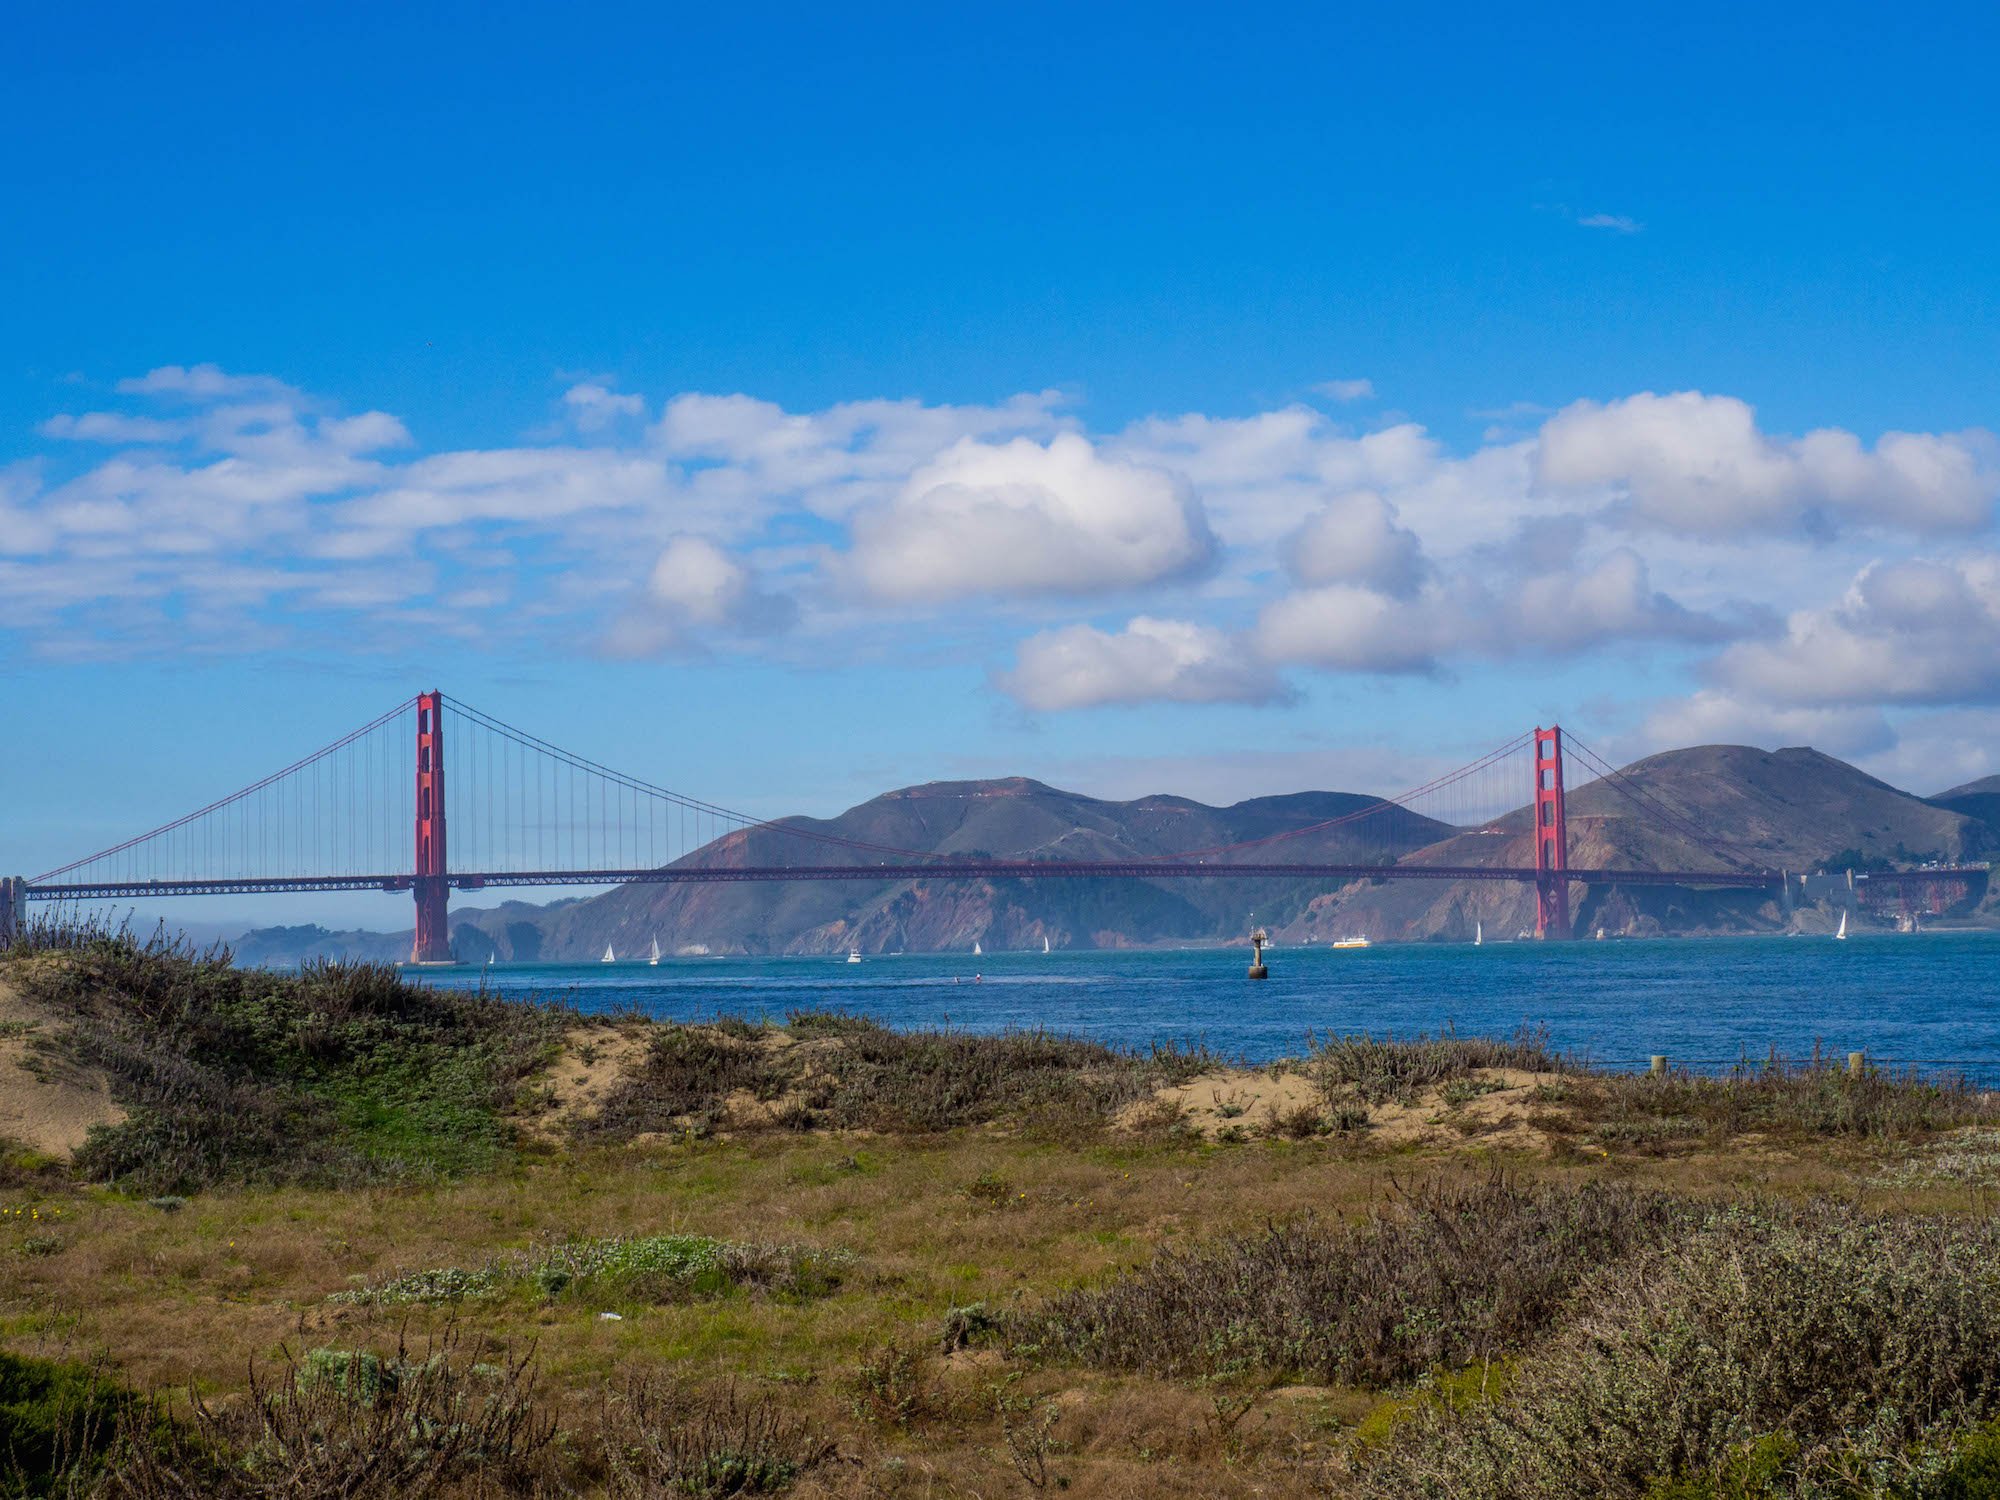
520,1021,654,1142
0,978,124,1159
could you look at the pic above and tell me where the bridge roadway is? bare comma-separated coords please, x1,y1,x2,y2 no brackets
25,860,1986,903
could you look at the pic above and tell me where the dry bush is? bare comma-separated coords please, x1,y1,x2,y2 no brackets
104,1323,551,1499
1307,1029,1561,1106
585,1014,1218,1140
581,1029,783,1139
596,1377,833,1498
1354,1203,2000,1499
1006,1175,1694,1386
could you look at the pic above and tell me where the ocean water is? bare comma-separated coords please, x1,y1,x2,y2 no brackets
411,931,2000,1081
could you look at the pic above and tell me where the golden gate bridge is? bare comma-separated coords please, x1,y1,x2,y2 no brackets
3,691,1983,958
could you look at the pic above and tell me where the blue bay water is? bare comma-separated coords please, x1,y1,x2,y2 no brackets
409,932,2000,1081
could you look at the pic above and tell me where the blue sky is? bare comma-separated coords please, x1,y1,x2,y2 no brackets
6,2,2000,926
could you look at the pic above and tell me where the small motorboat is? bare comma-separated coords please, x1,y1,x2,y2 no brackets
846,948,861,964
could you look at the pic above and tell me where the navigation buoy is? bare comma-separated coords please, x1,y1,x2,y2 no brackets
1247,927,1269,980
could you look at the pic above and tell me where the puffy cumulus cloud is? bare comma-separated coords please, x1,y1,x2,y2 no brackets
1248,547,1735,686
1506,549,1739,648
1111,408,1445,545
646,534,794,631
997,616,1286,711
1255,584,1453,674
1534,391,1998,537
602,535,798,657
1289,490,1426,596
1714,554,2000,707
844,433,1216,604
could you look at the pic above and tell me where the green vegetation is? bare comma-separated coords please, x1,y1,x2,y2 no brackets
11,921,563,1192
333,1233,851,1307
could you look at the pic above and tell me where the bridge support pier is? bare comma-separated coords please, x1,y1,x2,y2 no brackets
410,691,453,964
0,876,22,947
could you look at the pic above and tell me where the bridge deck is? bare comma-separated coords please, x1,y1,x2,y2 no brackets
26,860,1943,901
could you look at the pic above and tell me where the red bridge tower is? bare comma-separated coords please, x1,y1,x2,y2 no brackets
411,690,452,963
1533,725,1570,939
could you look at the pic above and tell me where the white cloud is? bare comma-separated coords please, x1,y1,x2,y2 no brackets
1313,378,1376,402
38,412,186,444
1577,212,1643,234
1535,391,1998,537
999,616,1285,711
10,363,1997,751
1255,584,1452,674
1507,549,1736,648
561,381,645,432
844,433,1216,603
1288,490,1426,597
646,534,791,630
114,363,299,402
1714,554,2000,707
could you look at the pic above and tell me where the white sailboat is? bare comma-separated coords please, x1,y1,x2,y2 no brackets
1043,936,1051,954
648,937,661,966
601,943,616,963
1835,910,1848,941
973,939,983,956
1474,920,1483,947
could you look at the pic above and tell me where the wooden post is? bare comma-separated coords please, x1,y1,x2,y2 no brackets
1649,1054,1668,1076
1847,1051,1866,1077
0,877,22,947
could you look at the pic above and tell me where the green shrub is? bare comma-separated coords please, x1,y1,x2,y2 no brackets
1358,1203,2000,1499
0,1351,131,1498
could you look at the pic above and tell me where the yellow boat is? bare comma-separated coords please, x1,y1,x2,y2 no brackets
1331,935,1371,950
